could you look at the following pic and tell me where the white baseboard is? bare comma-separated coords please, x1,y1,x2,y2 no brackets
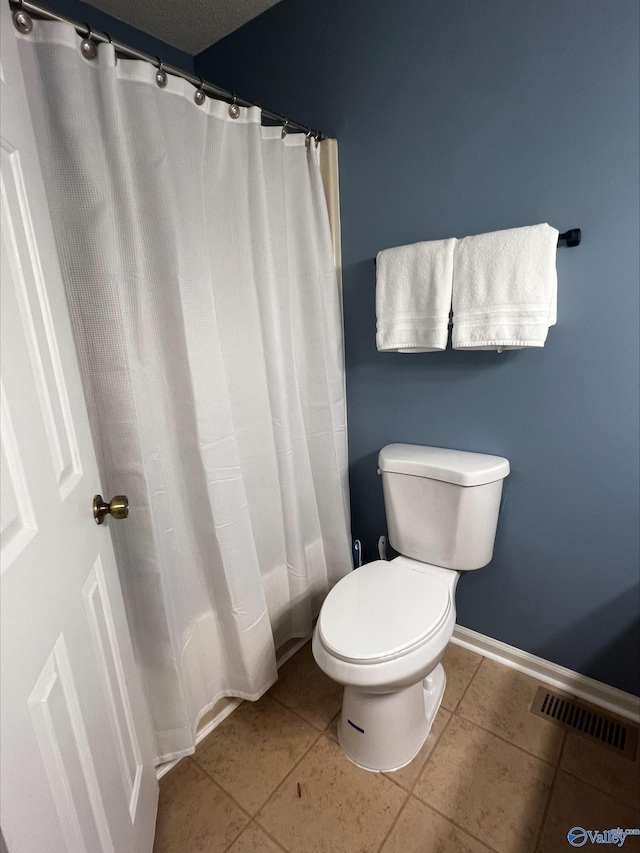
451,624,640,723
156,633,312,780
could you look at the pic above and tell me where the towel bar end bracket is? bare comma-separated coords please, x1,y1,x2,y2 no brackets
558,228,581,247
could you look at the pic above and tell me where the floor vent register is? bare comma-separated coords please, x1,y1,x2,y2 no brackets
530,687,638,761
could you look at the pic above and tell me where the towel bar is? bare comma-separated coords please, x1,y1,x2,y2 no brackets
373,228,581,266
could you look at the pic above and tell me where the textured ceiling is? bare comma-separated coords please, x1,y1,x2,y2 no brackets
83,0,283,55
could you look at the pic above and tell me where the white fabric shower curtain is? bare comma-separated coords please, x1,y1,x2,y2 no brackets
18,22,351,763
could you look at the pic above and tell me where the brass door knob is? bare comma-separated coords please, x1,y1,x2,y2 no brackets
93,494,129,524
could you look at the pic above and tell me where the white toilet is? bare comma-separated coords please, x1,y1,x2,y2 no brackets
312,443,510,772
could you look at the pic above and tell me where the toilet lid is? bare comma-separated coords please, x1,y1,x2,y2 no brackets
318,560,451,663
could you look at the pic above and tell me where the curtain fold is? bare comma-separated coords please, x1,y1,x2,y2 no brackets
18,22,351,763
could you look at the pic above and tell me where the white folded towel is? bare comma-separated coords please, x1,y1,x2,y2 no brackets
376,239,456,352
452,224,559,351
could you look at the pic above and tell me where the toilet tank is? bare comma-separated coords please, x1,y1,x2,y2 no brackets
378,444,510,571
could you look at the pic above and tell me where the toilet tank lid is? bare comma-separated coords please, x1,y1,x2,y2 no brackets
378,444,510,486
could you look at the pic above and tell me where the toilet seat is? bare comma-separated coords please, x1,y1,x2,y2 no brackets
318,560,451,664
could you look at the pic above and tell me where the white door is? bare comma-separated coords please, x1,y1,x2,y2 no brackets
0,5,158,852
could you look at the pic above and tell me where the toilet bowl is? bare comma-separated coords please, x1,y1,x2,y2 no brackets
313,557,457,771
312,444,509,772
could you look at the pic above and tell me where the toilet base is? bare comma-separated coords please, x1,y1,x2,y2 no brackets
337,663,446,772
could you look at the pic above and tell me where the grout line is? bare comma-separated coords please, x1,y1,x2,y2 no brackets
532,731,567,853
450,652,619,769
258,727,326,815
414,652,566,772
191,722,323,820
188,647,331,844
266,644,345,737
380,654,484,798
400,712,504,852
222,821,290,853
187,756,254,822
381,708,455,796
250,820,291,853
253,729,327,825
184,756,257,853
274,634,313,669
375,715,468,853
267,642,342,735
452,711,561,768
410,709,553,853
158,639,314,782
220,820,251,853
267,690,334,735
188,755,255,823
550,761,640,810
411,796,503,853
381,770,411,794
451,625,640,723
407,710,454,796
447,649,485,713
373,793,411,853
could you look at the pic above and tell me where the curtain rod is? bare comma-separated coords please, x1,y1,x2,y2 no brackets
10,0,326,141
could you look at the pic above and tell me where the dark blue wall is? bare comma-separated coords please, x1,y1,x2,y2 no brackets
40,0,194,73
197,0,640,695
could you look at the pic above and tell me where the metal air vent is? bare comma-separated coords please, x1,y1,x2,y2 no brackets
530,688,638,761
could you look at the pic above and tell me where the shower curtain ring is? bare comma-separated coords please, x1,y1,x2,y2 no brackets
228,93,240,119
80,24,98,60
155,58,168,88
13,0,33,33
313,130,320,148
305,127,312,148
281,118,289,138
194,77,206,106
104,30,117,62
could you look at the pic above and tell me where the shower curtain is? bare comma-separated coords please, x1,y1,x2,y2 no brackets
18,22,351,763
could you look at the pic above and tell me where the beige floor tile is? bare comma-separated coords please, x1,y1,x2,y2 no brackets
153,758,248,853
414,715,554,853
380,795,495,853
269,641,343,730
257,735,407,853
227,822,285,853
560,729,640,810
440,643,483,711
192,694,319,814
457,658,565,763
537,771,640,853
383,708,452,791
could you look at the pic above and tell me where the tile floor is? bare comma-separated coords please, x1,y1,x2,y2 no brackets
154,641,640,853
